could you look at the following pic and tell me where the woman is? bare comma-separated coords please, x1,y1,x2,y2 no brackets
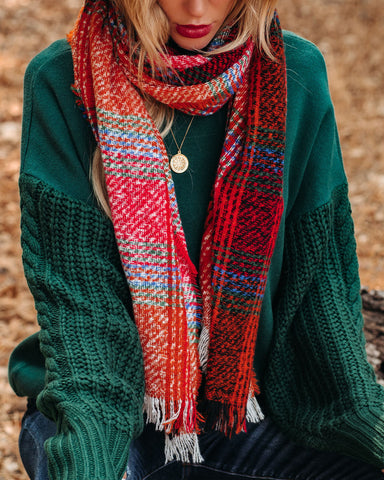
8,0,384,479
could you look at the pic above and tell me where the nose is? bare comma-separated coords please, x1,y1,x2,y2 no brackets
183,0,206,18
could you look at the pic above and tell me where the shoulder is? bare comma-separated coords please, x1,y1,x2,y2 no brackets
23,38,76,128
283,30,331,111
21,39,95,204
283,30,327,82
25,39,74,88
280,32,346,218
282,30,334,136
283,30,326,73
22,39,77,131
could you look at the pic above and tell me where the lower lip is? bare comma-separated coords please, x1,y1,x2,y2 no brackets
176,24,212,39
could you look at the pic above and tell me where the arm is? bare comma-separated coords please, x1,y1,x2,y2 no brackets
21,175,144,479
19,41,144,479
265,182,384,467
264,37,384,466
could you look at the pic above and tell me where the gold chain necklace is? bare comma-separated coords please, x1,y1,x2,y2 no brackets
169,116,194,174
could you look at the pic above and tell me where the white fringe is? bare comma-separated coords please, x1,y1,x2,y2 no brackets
143,396,164,430
165,432,204,464
143,390,263,464
143,396,204,464
246,394,265,424
143,396,184,431
198,324,210,372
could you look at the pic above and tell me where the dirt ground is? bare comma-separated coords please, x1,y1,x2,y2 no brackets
0,0,383,478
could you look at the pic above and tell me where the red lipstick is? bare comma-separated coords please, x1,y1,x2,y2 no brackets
176,24,212,39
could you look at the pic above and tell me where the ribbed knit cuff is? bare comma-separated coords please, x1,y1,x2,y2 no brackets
45,404,132,480
333,405,384,468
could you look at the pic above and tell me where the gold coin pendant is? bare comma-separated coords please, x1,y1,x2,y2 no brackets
170,153,189,174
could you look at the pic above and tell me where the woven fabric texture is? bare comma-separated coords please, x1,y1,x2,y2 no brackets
69,0,286,459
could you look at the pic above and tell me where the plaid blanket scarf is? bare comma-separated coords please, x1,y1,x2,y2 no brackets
69,0,286,463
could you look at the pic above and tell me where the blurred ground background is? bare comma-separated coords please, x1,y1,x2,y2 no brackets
0,0,383,478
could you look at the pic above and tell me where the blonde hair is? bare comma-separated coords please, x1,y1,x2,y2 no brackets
92,0,278,216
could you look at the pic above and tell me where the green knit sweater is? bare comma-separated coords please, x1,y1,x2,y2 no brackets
9,31,384,479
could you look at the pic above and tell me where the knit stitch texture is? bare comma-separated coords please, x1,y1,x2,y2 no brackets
20,174,145,480
264,184,384,466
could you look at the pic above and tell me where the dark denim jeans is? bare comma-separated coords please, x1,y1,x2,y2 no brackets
20,399,384,480
125,421,384,480
19,399,56,480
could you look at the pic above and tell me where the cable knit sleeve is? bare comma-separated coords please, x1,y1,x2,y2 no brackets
20,173,144,480
264,183,384,468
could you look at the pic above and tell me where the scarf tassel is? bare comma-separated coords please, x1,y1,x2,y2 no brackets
200,394,264,436
144,395,205,463
246,395,265,424
144,396,198,432
165,432,204,464
143,394,263,462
